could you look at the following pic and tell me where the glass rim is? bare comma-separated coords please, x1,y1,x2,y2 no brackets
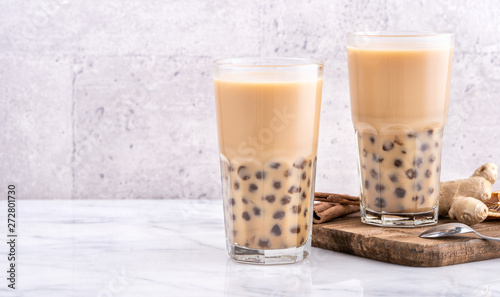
346,31,454,38
212,57,324,68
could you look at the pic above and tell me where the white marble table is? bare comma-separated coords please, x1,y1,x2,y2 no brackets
6,199,500,296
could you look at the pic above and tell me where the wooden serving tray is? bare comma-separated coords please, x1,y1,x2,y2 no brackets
312,216,500,267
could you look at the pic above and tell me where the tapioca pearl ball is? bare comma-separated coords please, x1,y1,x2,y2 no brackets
436,166,441,173
253,206,261,216
264,195,275,203
301,172,307,180
428,187,435,195
269,162,281,169
303,208,308,218
362,149,368,157
429,155,436,163
249,183,258,193
308,160,312,168
372,153,384,163
389,174,399,183
394,187,406,198
284,170,292,178
427,129,434,136
237,166,251,180
364,180,370,189
407,132,417,138
307,178,311,188
300,191,307,201
292,205,302,214
258,239,271,248
299,237,305,245
230,198,236,206
415,183,422,191
374,197,386,208
255,171,267,180
233,181,240,190
273,180,281,190
382,140,395,151
305,224,309,231
242,197,249,204
413,158,423,168
270,224,282,236
421,143,430,152
232,214,236,221
425,170,432,178
394,159,403,168
280,195,291,205
375,184,385,193
370,169,378,179
290,226,301,234
401,150,407,155
242,211,251,221
369,136,376,144
288,186,300,194
406,169,417,179
273,210,285,219
394,136,404,146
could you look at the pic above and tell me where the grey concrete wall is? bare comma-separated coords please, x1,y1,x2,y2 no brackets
1,0,499,199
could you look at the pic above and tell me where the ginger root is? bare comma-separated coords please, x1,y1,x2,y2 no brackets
439,163,498,225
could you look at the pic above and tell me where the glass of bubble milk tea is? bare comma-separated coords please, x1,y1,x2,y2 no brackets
347,32,454,227
213,58,323,264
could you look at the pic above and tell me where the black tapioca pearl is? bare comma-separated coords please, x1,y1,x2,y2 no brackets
237,166,251,180
418,195,425,205
437,166,441,173
281,195,291,205
290,226,301,234
232,214,236,220
427,129,434,136
429,154,436,163
301,172,307,180
395,187,406,198
414,158,423,168
299,237,305,245
292,205,302,214
382,141,395,151
305,224,309,231
362,149,368,157
233,181,240,190
288,186,300,194
308,160,312,167
389,174,399,183
249,183,258,193
293,159,306,169
304,208,308,217
415,183,422,191
258,239,270,248
428,187,435,195
402,150,407,154
421,143,430,152
269,162,281,169
370,169,378,179
264,195,275,203
242,211,251,221
284,170,292,178
394,159,403,167
230,198,236,206
407,132,417,138
369,136,375,144
374,197,386,208
273,210,285,219
255,171,267,180
307,178,311,188
361,163,366,169
406,169,417,179
273,180,281,190
253,206,261,216
375,184,385,193
301,191,307,201
425,170,432,178
242,197,248,204
394,136,404,146
270,224,282,236
412,196,418,201
364,179,370,189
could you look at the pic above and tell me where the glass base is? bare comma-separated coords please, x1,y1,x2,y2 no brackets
361,206,438,227
227,241,310,265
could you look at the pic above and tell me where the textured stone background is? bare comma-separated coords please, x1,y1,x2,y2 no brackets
1,0,499,199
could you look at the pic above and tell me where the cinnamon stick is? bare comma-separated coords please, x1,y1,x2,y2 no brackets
312,192,361,224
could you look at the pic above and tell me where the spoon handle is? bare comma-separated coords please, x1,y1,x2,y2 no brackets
474,232,500,242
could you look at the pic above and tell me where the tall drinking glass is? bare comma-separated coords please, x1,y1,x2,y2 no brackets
347,32,454,227
213,58,323,264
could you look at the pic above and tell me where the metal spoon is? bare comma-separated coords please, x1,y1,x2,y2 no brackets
419,223,500,241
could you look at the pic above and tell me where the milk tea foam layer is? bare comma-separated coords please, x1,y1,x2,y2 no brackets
348,46,453,214
214,72,322,249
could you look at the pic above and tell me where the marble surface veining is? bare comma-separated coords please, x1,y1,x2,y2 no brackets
3,199,500,296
